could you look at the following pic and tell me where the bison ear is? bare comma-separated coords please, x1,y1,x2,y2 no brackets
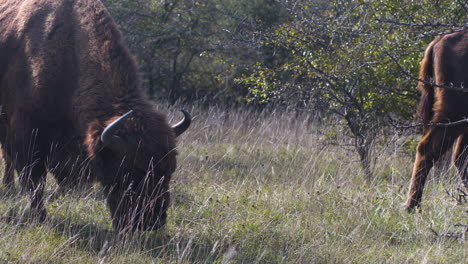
85,120,104,158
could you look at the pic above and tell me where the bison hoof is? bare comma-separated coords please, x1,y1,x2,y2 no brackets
402,204,414,212
402,202,420,213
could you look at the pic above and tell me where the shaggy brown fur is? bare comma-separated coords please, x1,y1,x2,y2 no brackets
0,0,189,231
404,29,468,210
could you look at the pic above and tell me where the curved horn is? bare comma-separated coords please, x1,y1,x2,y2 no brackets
101,110,134,150
172,109,191,137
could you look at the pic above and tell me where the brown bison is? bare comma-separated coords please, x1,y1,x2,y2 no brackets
0,0,191,231
404,28,468,210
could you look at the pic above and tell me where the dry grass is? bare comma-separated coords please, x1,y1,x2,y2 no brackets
0,102,466,263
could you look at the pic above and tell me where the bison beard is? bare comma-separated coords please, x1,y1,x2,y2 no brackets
404,28,468,210
0,0,191,231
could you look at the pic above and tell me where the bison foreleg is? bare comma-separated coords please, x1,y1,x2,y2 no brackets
18,159,47,222
1,148,15,189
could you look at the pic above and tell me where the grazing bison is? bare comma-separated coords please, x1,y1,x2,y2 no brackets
404,28,468,210
0,0,191,231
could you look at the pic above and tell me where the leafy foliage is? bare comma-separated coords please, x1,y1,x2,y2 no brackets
103,0,287,102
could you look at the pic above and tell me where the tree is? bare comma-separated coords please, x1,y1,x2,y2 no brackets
103,0,287,102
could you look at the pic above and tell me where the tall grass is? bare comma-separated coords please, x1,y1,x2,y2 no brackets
0,102,466,263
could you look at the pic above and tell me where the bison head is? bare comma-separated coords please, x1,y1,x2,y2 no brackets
88,109,191,232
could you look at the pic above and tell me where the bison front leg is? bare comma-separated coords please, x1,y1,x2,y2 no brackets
404,127,457,210
452,134,468,188
18,160,47,222
1,147,15,189
10,129,48,222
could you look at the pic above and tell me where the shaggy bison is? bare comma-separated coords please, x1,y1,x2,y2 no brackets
404,29,468,210
0,0,191,231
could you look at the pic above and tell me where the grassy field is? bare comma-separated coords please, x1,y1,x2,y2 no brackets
0,104,466,263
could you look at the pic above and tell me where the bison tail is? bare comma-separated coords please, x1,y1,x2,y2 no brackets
416,40,436,132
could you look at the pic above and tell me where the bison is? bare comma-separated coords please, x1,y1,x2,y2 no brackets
404,28,468,210
0,0,191,232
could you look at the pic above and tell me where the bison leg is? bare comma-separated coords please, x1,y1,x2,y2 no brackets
452,134,468,188
17,159,47,222
404,127,457,210
10,127,48,222
1,147,15,189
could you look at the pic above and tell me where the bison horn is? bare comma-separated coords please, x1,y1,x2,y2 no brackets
172,109,191,137
101,110,134,151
